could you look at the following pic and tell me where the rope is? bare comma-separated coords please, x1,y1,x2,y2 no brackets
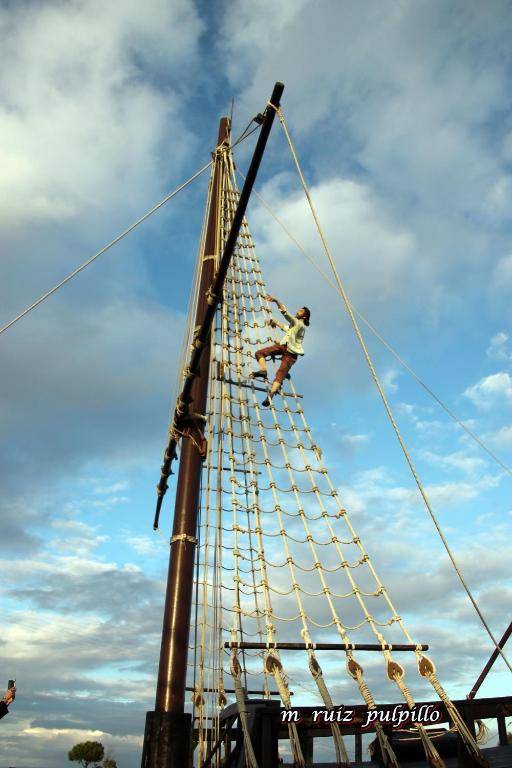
418,656,489,764
186,125,495,767
0,117,263,342
272,102,512,676
230,654,259,768
238,168,512,479
346,656,399,768
308,652,350,768
222,169,393,762
382,654,446,768
221,184,304,766
0,162,212,337
191,153,228,764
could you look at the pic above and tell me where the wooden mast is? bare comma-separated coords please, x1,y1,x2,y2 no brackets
155,116,229,718
141,82,284,768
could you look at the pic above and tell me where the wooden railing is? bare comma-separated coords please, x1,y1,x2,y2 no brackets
198,694,512,766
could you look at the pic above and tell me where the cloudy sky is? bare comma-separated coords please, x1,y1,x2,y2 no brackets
1,0,512,765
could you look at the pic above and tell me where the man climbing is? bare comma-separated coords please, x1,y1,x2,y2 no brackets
252,294,310,407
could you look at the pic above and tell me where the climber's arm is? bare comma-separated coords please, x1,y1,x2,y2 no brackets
266,294,295,325
270,318,287,331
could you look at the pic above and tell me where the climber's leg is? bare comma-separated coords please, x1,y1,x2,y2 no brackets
262,350,297,406
252,344,284,379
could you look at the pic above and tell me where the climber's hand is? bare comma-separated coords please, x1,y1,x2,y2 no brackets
269,319,277,328
2,688,15,706
265,294,275,303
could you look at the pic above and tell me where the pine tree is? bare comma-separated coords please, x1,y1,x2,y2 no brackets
68,741,105,768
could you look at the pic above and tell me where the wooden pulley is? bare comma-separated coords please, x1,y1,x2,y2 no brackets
218,690,227,707
387,659,405,681
193,690,204,707
265,652,282,674
418,655,436,677
347,656,363,679
230,654,242,676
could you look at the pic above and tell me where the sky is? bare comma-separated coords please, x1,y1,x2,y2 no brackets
1,0,512,765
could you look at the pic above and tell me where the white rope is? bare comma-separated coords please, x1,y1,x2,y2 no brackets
224,176,391,766
238,168,512,479
187,125,492,768
222,161,487,767
273,103,512,676
0,161,212,337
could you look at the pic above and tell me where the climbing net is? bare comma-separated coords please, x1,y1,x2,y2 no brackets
187,145,485,768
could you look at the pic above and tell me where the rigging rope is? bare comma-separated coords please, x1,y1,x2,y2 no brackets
0,161,212,337
271,102,512,676
183,126,492,768
0,118,262,341
238,169,512,480
219,179,421,762
224,201,441,763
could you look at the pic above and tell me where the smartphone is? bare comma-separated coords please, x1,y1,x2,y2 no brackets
8,680,15,690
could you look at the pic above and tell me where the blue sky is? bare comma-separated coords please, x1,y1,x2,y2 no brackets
1,0,512,765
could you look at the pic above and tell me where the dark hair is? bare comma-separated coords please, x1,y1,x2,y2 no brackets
302,306,311,326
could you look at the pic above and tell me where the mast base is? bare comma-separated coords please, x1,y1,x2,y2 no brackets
141,711,192,768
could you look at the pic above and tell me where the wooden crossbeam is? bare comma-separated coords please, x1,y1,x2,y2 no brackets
467,619,512,699
225,642,428,651
217,376,303,398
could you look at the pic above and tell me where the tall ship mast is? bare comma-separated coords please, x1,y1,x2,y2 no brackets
140,83,511,768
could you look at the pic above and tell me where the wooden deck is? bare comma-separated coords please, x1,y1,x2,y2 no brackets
283,745,512,767
211,696,512,768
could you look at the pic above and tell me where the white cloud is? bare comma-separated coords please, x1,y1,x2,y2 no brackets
486,331,512,362
51,519,97,534
484,424,512,450
483,176,512,219
22,725,142,768
425,476,500,506
255,174,418,310
421,449,487,474
339,467,502,530
415,418,444,435
123,534,159,557
223,1,512,215
90,497,130,509
0,0,202,226
222,0,512,347
340,433,369,447
398,402,416,417
491,254,512,294
3,610,104,661
464,371,512,411
382,367,400,394
25,727,141,747
93,481,130,495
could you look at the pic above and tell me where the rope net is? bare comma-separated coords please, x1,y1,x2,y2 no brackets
184,146,486,768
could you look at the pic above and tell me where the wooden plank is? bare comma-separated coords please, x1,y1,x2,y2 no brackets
281,746,512,767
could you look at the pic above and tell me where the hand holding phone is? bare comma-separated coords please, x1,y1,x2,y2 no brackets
4,680,16,705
